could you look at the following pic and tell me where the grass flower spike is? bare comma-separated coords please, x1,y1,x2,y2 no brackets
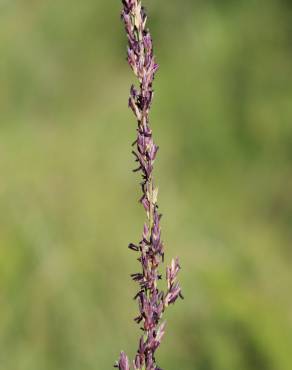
115,1,183,369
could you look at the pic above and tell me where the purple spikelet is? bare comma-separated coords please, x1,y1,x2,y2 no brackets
115,1,183,369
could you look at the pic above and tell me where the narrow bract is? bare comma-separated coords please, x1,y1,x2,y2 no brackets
115,1,183,369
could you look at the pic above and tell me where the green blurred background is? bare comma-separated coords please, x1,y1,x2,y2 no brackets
1,0,292,369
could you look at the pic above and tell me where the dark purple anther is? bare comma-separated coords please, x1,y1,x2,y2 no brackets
116,1,183,369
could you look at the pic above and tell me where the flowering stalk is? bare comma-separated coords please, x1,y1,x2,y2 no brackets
115,1,183,369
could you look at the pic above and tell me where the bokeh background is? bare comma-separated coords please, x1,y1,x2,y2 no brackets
1,1,292,369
